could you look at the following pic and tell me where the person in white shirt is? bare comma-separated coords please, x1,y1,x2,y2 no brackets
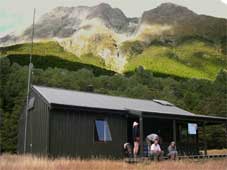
150,139,164,161
146,133,159,154
132,121,140,158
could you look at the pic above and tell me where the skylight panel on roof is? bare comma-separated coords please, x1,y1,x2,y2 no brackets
153,99,174,106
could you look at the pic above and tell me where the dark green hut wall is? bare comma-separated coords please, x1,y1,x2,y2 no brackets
25,91,49,155
17,104,26,153
49,108,127,158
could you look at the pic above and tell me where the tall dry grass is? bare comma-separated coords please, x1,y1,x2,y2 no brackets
207,149,227,155
0,154,227,170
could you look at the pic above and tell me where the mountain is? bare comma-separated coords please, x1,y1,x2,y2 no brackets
22,3,131,40
2,3,135,41
0,3,226,79
136,3,227,41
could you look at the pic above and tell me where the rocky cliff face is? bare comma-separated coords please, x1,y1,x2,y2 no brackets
21,3,133,40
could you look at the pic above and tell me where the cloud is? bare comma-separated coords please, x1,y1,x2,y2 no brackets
221,0,227,4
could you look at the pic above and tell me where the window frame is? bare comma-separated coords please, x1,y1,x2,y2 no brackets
94,119,112,143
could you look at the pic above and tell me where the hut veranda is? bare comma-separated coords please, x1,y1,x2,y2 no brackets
18,85,227,158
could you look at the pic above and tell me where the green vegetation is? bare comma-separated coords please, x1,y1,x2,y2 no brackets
0,41,80,61
0,57,226,153
80,53,105,68
1,37,226,80
120,40,145,57
125,39,226,80
0,42,114,76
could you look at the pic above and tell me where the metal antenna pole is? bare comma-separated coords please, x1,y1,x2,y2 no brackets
24,8,35,154
226,32,227,149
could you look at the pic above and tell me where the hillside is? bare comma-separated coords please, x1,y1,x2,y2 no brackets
0,41,114,76
1,37,226,80
124,38,227,79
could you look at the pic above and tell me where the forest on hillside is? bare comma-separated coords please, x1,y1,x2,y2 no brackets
0,57,226,153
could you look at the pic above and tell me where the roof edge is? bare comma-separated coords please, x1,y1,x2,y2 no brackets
32,85,51,108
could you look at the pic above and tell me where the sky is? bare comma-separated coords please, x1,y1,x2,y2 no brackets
0,0,227,37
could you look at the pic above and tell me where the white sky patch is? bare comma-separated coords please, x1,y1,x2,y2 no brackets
221,0,227,4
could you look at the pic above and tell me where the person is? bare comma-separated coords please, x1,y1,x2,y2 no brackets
167,141,178,160
146,133,159,151
150,139,164,161
132,121,140,158
123,143,133,158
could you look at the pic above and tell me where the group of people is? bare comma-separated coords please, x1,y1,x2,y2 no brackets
123,121,178,161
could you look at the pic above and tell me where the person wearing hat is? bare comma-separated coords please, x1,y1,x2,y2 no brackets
132,121,140,157
167,141,178,160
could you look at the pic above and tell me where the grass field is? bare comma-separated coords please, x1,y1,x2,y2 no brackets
1,154,227,170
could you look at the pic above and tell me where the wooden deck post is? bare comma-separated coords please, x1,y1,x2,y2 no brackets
196,125,199,154
173,120,177,142
225,122,227,149
202,122,207,156
139,115,143,157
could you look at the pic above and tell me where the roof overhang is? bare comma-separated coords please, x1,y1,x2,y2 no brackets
142,111,227,125
127,109,227,125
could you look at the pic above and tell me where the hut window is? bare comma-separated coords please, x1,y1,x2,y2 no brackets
188,123,198,135
28,97,35,110
94,120,112,142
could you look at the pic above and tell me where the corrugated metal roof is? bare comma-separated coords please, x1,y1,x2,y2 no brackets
33,85,196,116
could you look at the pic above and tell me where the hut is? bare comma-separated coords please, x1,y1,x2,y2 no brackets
18,85,227,158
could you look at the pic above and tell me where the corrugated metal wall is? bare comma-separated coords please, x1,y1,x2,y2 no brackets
17,103,26,153
25,91,49,155
49,108,127,158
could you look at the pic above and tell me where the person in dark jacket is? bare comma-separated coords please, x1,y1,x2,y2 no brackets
132,121,140,157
